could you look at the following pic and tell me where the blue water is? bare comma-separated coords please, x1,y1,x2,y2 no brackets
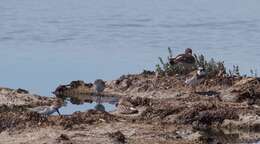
57,94,119,114
58,101,117,115
1,0,260,96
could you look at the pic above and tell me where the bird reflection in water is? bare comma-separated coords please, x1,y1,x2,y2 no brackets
95,103,105,111
94,79,106,111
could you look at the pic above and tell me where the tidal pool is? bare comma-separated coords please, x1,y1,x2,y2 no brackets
55,94,119,115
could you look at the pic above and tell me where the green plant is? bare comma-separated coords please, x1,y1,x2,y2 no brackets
227,65,240,77
155,64,164,76
250,69,258,77
194,54,227,78
167,47,173,60
155,48,241,78
233,65,240,76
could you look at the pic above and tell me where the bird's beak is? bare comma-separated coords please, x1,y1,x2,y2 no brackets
56,109,61,116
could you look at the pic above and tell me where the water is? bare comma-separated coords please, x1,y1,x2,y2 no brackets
55,93,119,115
59,101,117,115
1,0,260,96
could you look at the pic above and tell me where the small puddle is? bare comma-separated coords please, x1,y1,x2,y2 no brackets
55,94,119,115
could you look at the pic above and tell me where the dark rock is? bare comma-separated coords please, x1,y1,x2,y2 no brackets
58,134,70,141
141,70,155,75
56,134,73,144
16,88,29,94
70,80,85,88
108,131,126,144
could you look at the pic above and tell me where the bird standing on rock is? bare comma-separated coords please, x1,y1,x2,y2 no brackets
94,79,106,94
185,67,206,92
93,79,106,111
169,48,196,73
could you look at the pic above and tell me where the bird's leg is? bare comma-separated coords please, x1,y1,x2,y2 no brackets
56,109,61,116
97,96,101,104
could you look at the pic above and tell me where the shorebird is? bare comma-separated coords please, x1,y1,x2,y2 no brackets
169,48,195,65
185,67,206,92
94,79,106,94
27,101,61,116
93,79,107,111
116,98,138,114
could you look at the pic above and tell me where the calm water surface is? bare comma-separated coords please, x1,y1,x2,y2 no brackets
57,94,119,115
1,0,260,96
59,101,117,115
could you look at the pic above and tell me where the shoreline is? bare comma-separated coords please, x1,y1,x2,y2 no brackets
0,71,260,143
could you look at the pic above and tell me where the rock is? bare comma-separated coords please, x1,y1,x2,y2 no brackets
0,87,14,94
70,80,85,88
56,134,73,144
177,101,239,127
222,114,260,131
57,134,70,141
108,131,126,144
16,88,29,94
53,85,68,95
120,79,131,91
141,70,155,75
0,87,53,106
220,91,238,102
220,77,260,103
53,80,93,96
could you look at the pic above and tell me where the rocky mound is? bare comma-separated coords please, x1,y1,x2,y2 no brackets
0,87,54,107
53,80,93,96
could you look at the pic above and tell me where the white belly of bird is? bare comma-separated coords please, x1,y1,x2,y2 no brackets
185,76,204,87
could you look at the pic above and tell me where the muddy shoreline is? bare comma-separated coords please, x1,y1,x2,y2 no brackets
1,71,260,144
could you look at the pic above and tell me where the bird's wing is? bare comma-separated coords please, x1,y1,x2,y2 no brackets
27,106,47,112
185,76,197,85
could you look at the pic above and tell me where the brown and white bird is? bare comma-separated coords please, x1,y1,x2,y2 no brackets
169,48,195,65
185,67,206,92
116,98,138,114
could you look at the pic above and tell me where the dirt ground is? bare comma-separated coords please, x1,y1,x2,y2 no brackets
1,71,260,144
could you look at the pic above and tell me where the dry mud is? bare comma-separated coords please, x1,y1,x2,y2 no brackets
1,72,260,144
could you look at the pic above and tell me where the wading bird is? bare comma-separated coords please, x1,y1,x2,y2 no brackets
185,67,206,92
27,101,61,116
